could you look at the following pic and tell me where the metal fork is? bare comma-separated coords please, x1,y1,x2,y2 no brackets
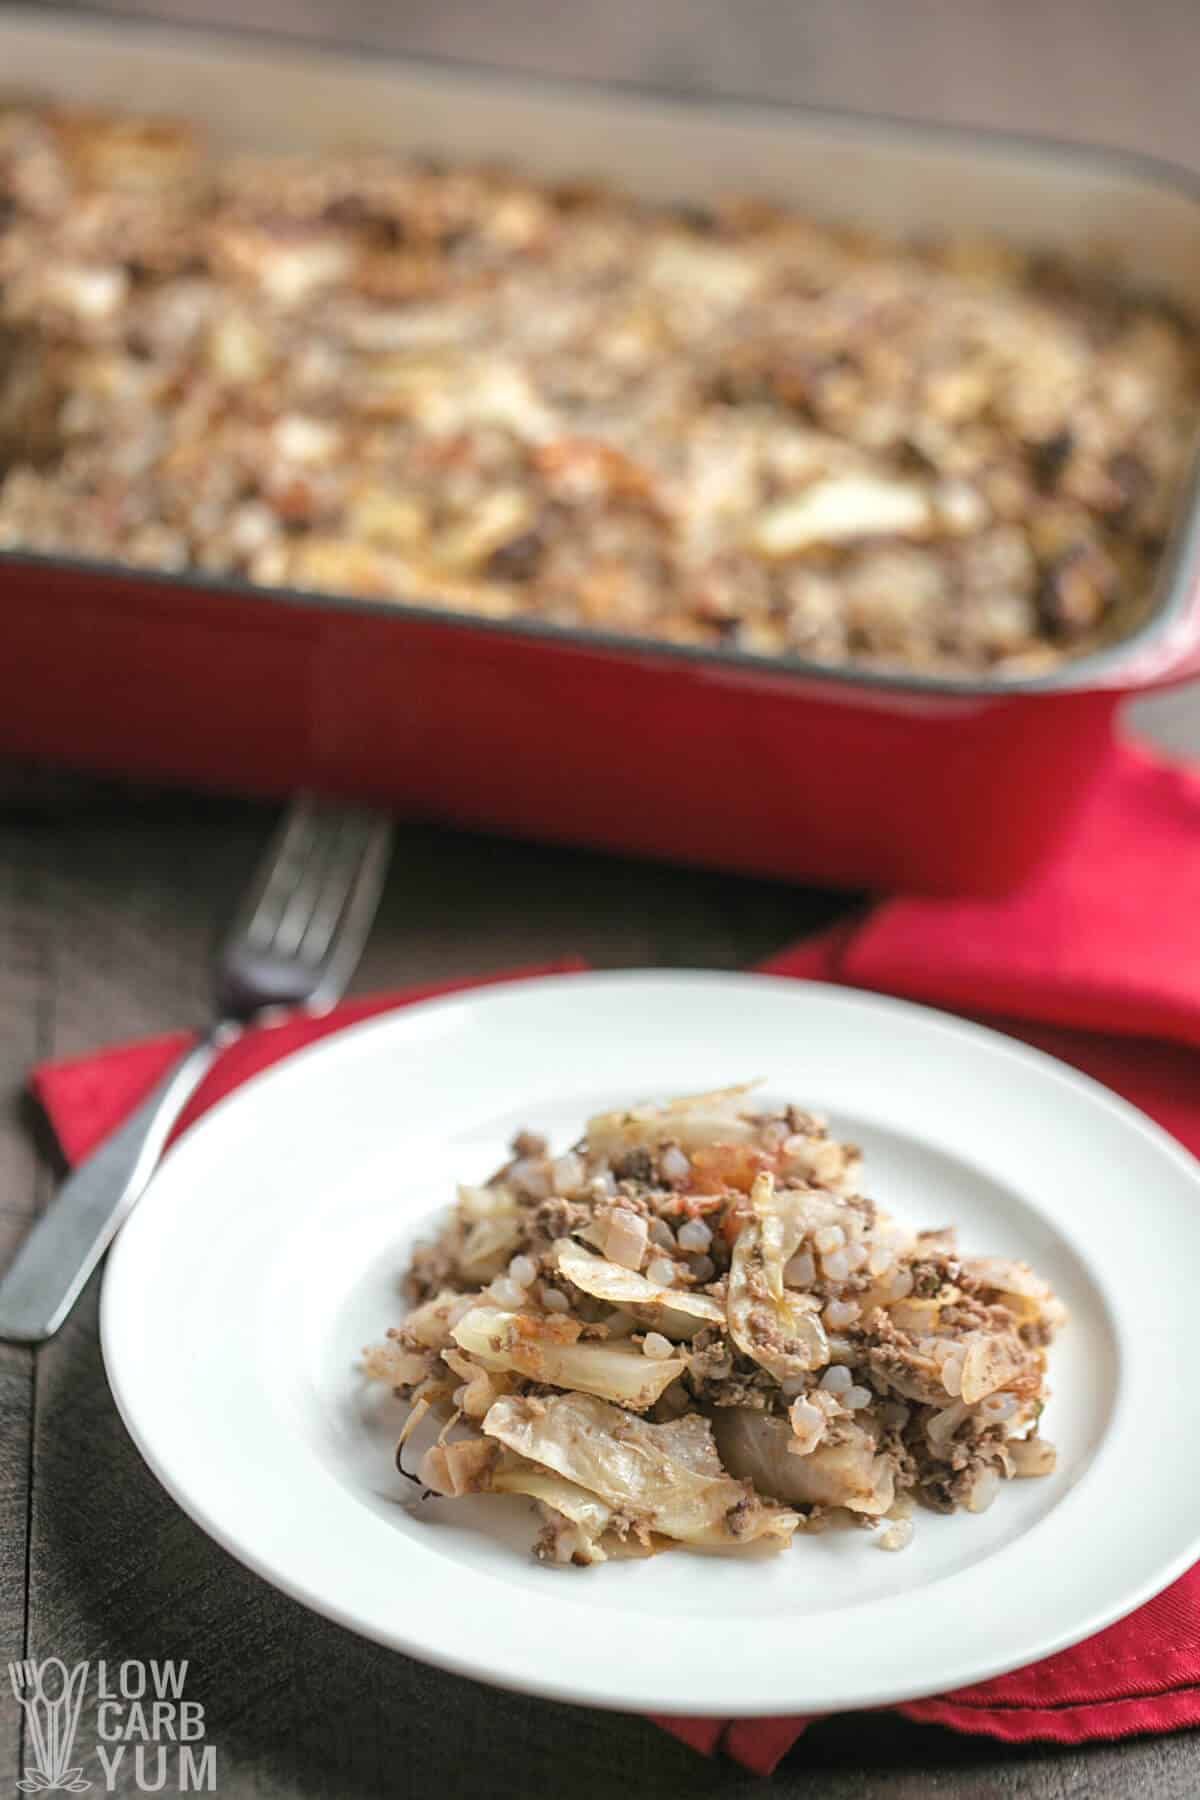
0,799,392,1344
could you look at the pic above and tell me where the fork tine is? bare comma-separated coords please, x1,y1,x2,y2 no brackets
267,812,344,959
304,813,392,1010
225,802,320,956
294,813,377,969
213,798,391,1019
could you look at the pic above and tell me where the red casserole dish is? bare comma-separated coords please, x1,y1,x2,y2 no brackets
3,10,1200,893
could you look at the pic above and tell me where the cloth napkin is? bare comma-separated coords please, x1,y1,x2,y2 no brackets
25,739,1200,1775
31,960,587,1167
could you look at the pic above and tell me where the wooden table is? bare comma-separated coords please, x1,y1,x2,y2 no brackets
0,685,1196,1798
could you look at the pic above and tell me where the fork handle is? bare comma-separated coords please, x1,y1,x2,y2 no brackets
0,1032,226,1343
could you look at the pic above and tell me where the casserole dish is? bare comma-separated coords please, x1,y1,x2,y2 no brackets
2,9,1199,893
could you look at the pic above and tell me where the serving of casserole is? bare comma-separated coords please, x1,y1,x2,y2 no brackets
3,92,1197,680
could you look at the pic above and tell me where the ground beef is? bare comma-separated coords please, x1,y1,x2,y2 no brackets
529,1195,591,1246
609,1187,657,1217
725,1495,760,1538
866,1314,948,1405
917,1453,997,1514
785,1106,824,1135
404,1238,460,1303
512,1130,549,1160
939,1297,1020,1335
688,1355,779,1409
910,1267,949,1296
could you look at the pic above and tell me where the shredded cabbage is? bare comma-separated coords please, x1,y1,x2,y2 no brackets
586,1083,761,1159
727,1174,830,1380
483,1390,800,1549
452,1305,686,1409
555,1242,724,1338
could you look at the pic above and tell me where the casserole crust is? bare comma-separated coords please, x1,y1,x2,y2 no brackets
2,101,1197,674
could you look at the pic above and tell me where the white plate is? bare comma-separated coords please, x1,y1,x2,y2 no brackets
101,971,1200,1718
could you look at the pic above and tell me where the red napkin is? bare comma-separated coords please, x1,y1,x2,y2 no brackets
32,960,587,1167
24,740,1200,1775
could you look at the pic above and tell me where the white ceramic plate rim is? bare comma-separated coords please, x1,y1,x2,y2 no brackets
101,970,1200,1717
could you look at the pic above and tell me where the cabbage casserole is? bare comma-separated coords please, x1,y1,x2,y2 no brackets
2,104,1197,675
364,1084,1064,1564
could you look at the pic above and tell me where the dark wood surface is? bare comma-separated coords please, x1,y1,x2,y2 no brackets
0,676,1195,1798
50,0,1200,171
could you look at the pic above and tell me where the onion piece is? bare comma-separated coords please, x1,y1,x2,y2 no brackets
1010,1435,1057,1478
958,1331,1031,1404
555,1241,724,1338
401,1288,479,1350
455,1184,522,1280
961,1257,1069,1334
926,1399,970,1453
361,1340,433,1386
443,1346,510,1418
965,1464,1002,1514
418,1435,499,1497
713,1408,895,1515
603,1210,649,1271
585,1084,761,1159
452,1305,686,1409
727,1173,830,1380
